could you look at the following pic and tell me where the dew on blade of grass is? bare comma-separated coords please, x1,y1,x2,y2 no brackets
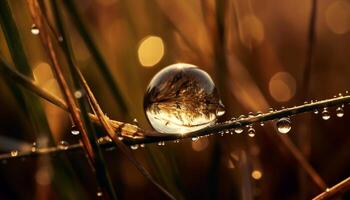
260,122,264,127
276,117,291,134
314,109,319,114
248,127,256,137
58,141,69,150
143,63,225,134
336,107,344,117
130,144,139,150
322,108,331,120
71,125,80,135
192,137,199,141
157,141,165,146
31,24,39,35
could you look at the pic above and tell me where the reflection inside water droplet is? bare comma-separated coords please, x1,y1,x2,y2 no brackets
248,127,255,137
322,108,331,120
31,24,39,35
336,107,344,117
276,117,291,134
143,63,225,134
58,141,69,150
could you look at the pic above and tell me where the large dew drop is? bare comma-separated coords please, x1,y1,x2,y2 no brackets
144,63,225,134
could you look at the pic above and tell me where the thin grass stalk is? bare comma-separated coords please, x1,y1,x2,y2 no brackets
62,0,129,116
312,176,350,200
26,0,120,198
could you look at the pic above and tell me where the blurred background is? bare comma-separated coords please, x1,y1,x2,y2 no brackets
0,0,350,199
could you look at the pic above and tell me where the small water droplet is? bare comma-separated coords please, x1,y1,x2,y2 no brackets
140,144,145,148
133,118,139,125
234,125,243,134
336,107,344,117
260,122,264,126
248,112,254,118
74,90,83,99
10,150,18,157
130,144,139,150
248,127,255,137
346,90,349,94
97,191,103,197
313,109,319,114
143,63,224,134
322,108,330,120
192,137,199,141
157,141,165,146
174,139,180,143
71,125,80,135
339,93,343,97
31,24,39,35
325,188,330,192
118,136,124,141
304,101,308,104
31,142,37,153
268,108,274,113
58,141,69,150
276,117,291,134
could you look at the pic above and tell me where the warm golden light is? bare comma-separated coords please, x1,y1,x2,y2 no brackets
192,137,209,152
33,62,53,85
326,1,350,34
269,72,296,102
138,36,164,67
251,170,263,180
239,15,265,48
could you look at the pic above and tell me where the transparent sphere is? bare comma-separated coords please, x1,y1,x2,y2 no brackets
143,63,225,134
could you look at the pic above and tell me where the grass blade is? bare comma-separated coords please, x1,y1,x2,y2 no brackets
62,0,129,116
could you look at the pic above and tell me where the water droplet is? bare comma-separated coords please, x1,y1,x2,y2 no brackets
31,24,39,35
158,141,165,146
118,136,124,141
325,188,330,192
74,90,83,99
31,142,37,153
58,141,69,150
260,122,264,126
71,125,80,135
133,118,139,124
234,125,244,134
216,105,226,117
174,139,180,143
336,107,344,117
268,108,274,113
10,150,18,157
314,109,319,114
130,144,139,150
276,117,291,134
248,127,255,137
346,90,349,94
140,144,145,148
224,129,230,134
322,108,331,120
304,101,308,104
248,112,254,118
143,63,224,134
97,191,103,197
192,137,199,141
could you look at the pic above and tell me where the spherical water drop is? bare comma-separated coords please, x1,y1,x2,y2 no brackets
174,139,180,143
192,137,199,141
143,63,224,134
58,141,69,150
322,108,330,120
31,24,39,35
118,136,124,141
133,118,139,125
74,90,83,99
158,141,165,146
336,107,344,117
268,108,274,113
140,144,145,148
260,122,264,127
276,117,291,134
314,109,319,114
10,150,18,157
248,127,255,137
71,125,80,135
130,144,139,150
